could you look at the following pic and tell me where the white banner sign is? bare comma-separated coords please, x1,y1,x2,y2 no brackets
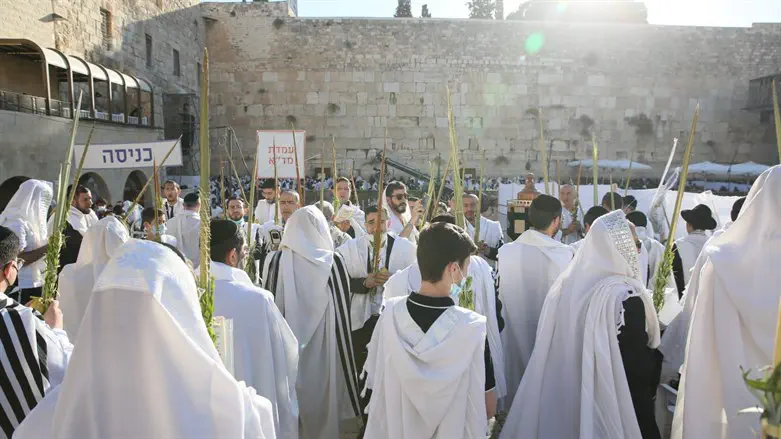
256,130,306,179
74,140,182,169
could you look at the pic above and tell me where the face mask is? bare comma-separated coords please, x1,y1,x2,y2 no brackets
449,266,467,302
153,224,167,236
232,218,245,226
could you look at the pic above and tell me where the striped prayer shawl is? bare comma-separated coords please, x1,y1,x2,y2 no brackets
0,296,49,439
262,251,361,419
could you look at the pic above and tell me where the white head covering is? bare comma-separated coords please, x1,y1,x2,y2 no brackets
58,216,130,341
500,210,660,439
672,165,781,439
14,239,274,439
277,205,334,346
0,179,52,247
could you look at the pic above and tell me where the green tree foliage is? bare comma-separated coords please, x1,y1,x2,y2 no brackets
421,4,432,18
394,0,412,17
467,0,496,19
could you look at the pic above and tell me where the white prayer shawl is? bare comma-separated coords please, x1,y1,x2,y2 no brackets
674,231,709,285
388,208,418,243
672,165,781,439
13,239,276,439
260,206,361,439
211,261,299,439
383,255,507,401
255,199,277,225
336,233,417,330
497,229,574,401
560,206,584,245
165,210,201,267
465,215,503,248
330,224,351,248
58,216,129,342
0,292,73,439
163,197,185,220
636,226,674,290
500,211,660,439
0,180,52,289
363,297,488,439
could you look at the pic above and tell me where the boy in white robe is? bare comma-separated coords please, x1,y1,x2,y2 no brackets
363,222,492,438
210,220,299,438
141,207,177,246
497,194,574,401
162,179,185,220
671,203,716,297
254,179,278,225
500,211,661,439
332,176,366,234
58,216,129,341
261,206,361,439
165,192,201,266
0,226,73,439
626,211,675,290
463,193,504,265
14,239,276,439
672,165,781,439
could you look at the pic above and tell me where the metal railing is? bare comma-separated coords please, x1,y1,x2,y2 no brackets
128,116,139,124
111,113,125,123
94,111,109,121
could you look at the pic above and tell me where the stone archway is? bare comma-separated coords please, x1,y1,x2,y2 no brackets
123,170,149,206
78,172,111,203
0,176,31,214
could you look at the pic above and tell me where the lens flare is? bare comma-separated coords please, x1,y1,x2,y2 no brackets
525,32,545,55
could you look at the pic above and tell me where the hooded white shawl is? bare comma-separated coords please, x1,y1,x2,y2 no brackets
166,210,201,266
336,233,417,330
383,255,507,401
58,216,129,341
466,215,504,248
363,296,488,439
672,165,781,439
211,261,299,439
497,229,574,401
500,211,660,439
13,239,276,439
0,180,53,289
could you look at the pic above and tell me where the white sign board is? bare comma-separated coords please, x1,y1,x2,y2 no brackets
256,130,306,179
74,140,182,169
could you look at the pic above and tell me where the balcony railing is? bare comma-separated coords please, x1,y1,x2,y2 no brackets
746,74,781,111
0,88,153,127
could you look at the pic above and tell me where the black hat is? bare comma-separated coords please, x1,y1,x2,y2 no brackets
183,192,200,206
529,194,562,214
623,195,638,210
625,211,648,228
260,179,276,190
681,204,717,230
730,197,746,222
209,219,244,262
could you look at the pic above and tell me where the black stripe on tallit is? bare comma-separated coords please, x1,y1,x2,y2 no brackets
35,331,48,381
0,353,25,430
0,397,14,439
0,310,39,410
7,311,45,395
263,251,283,297
330,255,361,417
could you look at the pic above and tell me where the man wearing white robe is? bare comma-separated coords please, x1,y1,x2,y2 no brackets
671,204,717,297
165,192,201,266
385,181,421,242
0,180,52,304
260,206,361,439
254,179,278,225
672,166,781,439
47,185,99,237
210,220,299,438
463,193,504,265
558,184,584,245
162,180,185,220
58,216,129,341
497,194,575,401
15,239,276,438
627,211,675,290
383,214,507,405
141,207,177,246
315,201,352,248
332,177,366,236
363,222,491,438
500,211,661,439
0,226,73,439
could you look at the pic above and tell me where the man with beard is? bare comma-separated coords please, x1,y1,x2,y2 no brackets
165,193,201,267
226,196,261,252
255,191,300,279
463,193,503,264
336,205,417,391
162,180,185,220
209,219,299,438
254,179,278,225
54,185,99,271
260,207,362,439
385,181,422,242
558,184,583,245
332,177,365,236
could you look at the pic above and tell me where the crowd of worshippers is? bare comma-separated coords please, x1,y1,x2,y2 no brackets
0,164,777,439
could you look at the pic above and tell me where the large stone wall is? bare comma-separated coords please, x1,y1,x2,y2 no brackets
0,0,205,127
204,2,781,179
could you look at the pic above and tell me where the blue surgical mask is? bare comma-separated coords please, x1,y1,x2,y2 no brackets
232,218,245,227
154,224,167,236
448,266,467,302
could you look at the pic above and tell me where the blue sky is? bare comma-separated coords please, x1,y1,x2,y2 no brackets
211,0,781,27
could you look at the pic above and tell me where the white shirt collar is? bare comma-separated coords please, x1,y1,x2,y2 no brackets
210,261,253,285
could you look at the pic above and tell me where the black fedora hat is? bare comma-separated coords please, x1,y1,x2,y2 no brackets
681,204,717,231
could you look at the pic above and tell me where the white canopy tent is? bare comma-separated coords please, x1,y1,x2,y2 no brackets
567,159,653,171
